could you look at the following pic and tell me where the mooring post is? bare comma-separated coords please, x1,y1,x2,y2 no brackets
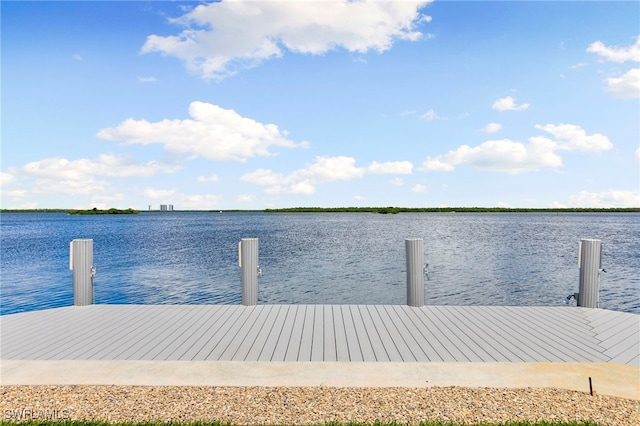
406,238,425,307
70,238,94,306
239,238,259,306
578,238,602,308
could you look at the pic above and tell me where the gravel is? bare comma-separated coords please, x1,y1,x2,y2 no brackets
1,385,638,425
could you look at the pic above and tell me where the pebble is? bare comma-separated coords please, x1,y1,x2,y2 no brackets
1,385,638,425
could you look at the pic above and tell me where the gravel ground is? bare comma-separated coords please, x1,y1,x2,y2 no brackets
1,385,638,425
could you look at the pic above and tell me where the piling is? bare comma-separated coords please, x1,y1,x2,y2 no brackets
239,238,259,306
70,239,94,306
406,238,425,307
578,239,602,308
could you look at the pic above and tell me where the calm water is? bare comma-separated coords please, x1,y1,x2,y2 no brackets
1,212,638,315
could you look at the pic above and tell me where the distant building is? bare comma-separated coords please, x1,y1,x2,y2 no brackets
159,204,174,211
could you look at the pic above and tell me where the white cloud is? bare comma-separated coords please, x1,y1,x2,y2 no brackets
180,194,222,210
293,156,365,182
97,101,308,162
422,138,562,174
241,168,286,187
605,68,640,99
141,0,432,79
421,157,455,172
421,109,439,120
535,123,612,152
492,96,530,111
21,154,179,180
9,155,179,196
72,53,82,62
33,178,109,195
242,155,411,194
569,62,587,70
483,123,502,133
390,177,405,186
137,76,158,83
288,180,316,195
3,189,26,201
142,188,176,200
1,172,15,186
367,160,413,174
197,174,220,183
411,184,427,193
587,35,640,63
561,190,639,208
421,124,612,174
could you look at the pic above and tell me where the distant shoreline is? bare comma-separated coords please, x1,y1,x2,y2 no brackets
2,207,639,214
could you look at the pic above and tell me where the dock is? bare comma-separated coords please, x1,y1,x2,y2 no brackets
2,304,639,399
1,304,638,364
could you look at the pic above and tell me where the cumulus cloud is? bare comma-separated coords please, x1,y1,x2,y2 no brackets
492,96,530,111
197,174,220,183
1,172,15,186
587,35,640,63
20,154,180,180
97,101,308,162
483,123,502,133
141,0,432,79
367,161,413,174
587,36,640,98
7,154,180,196
560,190,640,208
421,124,611,174
390,177,405,186
242,155,411,194
535,123,612,152
180,193,222,209
422,138,562,174
605,68,640,99
142,188,176,200
411,184,428,193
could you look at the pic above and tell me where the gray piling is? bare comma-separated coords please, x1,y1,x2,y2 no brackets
70,239,94,306
240,238,259,306
406,238,425,307
578,239,602,308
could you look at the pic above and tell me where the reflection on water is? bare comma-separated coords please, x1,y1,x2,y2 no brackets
1,212,638,315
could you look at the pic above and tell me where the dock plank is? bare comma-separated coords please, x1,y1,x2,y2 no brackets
323,305,337,361
310,305,324,361
350,306,378,361
284,305,307,361
257,305,290,361
341,305,363,362
270,305,298,362
333,305,350,361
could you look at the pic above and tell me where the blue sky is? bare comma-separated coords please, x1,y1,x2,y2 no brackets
2,0,639,210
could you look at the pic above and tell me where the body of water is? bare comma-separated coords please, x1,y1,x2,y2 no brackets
1,212,638,315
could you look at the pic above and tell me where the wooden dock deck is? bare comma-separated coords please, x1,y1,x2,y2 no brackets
1,304,638,365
